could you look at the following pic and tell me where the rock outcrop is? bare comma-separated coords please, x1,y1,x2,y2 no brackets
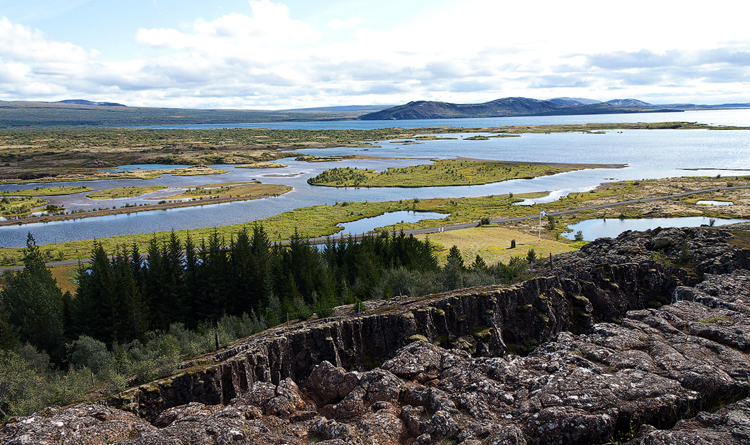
2,225,750,444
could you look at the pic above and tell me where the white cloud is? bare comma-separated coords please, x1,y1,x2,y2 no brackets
0,16,104,100
0,61,31,85
0,16,97,64
327,17,363,30
134,28,196,50
136,1,320,53
2,1,750,107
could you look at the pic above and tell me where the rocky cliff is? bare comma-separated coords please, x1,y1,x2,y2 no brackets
2,225,750,444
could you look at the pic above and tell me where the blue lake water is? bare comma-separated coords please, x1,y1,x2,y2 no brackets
106,164,193,172
141,108,750,129
695,200,733,206
563,217,750,241
336,211,446,236
1,109,749,247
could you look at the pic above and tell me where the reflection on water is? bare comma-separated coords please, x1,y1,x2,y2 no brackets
696,200,733,206
564,217,750,241
336,211,446,236
513,189,597,206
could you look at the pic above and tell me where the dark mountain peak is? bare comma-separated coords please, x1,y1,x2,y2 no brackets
360,97,564,120
359,97,681,121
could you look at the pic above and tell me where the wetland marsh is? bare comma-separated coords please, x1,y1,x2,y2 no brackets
1,110,749,264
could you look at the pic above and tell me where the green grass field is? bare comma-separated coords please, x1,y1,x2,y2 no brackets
237,162,287,169
163,182,291,200
0,185,92,196
87,186,167,199
420,225,578,266
0,197,48,218
2,175,749,267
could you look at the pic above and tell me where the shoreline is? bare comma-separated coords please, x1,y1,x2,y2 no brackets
0,187,291,228
2,184,748,272
452,157,627,169
307,160,627,189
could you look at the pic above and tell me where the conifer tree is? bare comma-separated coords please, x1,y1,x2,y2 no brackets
446,245,465,271
143,232,185,330
183,232,199,323
472,254,488,272
0,307,19,351
112,248,148,342
1,234,64,360
73,241,118,343
229,228,253,314
250,224,271,311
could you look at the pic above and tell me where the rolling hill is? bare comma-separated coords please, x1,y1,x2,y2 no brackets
359,97,683,120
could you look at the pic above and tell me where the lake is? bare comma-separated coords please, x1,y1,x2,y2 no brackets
1,109,749,247
695,200,733,206
336,211,446,235
141,108,750,129
563,217,750,241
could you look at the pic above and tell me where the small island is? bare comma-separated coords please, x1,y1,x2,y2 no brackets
87,186,167,199
237,162,287,169
307,159,620,188
150,181,287,201
0,181,291,227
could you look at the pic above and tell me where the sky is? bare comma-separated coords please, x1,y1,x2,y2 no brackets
1,0,749,109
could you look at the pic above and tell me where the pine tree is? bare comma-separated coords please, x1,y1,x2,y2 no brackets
112,248,148,342
0,306,19,351
228,228,253,314
183,232,199,323
446,245,465,271
472,254,488,272
250,224,271,312
1,234,64,360
143,232,185,330
73,241,118,343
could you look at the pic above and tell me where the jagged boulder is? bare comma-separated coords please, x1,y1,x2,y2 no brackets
120,404,261,445
625,397,750,445
0,404,155,445
3,227,750,445
309,417,360,443
382,340,443,382
355,409,405,445
305,360,360,402
233,378,308,419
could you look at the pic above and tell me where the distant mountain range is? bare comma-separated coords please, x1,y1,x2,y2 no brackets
360,97,750,120
0,100,369,128
1,97,749,128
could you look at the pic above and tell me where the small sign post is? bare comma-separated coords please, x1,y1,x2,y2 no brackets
539,210,548,240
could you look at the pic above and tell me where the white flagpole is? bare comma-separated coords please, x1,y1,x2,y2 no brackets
539,211,541,240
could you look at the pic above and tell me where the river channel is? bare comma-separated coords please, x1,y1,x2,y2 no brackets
1,109,749,247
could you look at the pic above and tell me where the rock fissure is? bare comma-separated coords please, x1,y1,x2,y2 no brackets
3,225,750,444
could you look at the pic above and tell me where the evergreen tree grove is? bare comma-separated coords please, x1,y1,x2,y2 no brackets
1,227,530,355
0,234,65,361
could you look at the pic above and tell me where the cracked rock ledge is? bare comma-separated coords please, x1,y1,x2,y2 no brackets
2,225,750,445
